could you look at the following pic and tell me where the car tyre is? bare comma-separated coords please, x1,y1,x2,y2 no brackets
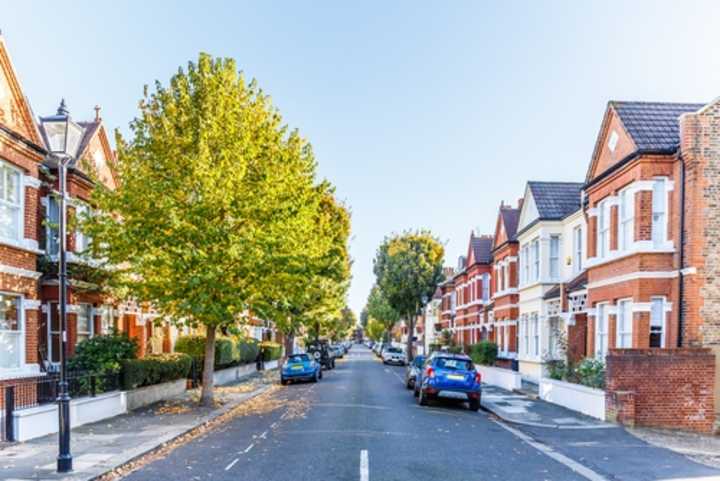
281,378,288,386
312,371,319,383
405,378,413,390
417,389,428,406
413,385,419,397
469,398,480,412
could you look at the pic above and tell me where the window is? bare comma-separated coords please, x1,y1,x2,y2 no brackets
598,200,610,257
0,293,22,369
76,304,93,345
46,196,60,256
532,313,539,356
532,238,540,281
503,263,509,289
0,162,22,241
522,245,530,285
573,225,583,272
549,235,560,279
100,306,115,335
75,203,92,253
616,299,633,348
522,315,529,355
548,317,563,358
595,304,609,358
620,188,634,250
503,324,510,353
482,274,489,302
652,179,667,248
650,297,666,348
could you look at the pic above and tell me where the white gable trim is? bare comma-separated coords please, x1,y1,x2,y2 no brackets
517,184,539,232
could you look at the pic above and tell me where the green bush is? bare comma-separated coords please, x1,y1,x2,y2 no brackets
175,335,243,368
174,335,206,360
69,332,138,374
235,337,260,363
447,345,463,354
469,341,498,366
260,341,282,361
121,353,192,390
574,358,605,389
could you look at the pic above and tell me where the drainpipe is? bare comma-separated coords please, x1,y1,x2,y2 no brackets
678,154,686,347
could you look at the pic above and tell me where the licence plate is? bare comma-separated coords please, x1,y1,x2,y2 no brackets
447,374,465,381
291,366,303,371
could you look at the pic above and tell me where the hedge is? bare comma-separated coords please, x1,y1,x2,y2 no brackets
175,334,261,367
121,353,192,390
260,341,282,361
469,341,498,366
69,332,138,374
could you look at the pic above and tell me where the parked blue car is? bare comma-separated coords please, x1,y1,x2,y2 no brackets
414,353,481,411
280,353,322,385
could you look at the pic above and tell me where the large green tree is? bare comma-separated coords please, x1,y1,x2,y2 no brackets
365,285,399,343
373,231,444,360
85,53,333,406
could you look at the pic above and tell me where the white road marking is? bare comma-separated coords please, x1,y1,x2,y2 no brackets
243,443,255,453
259,430,268,439
224,458,239,471
360,449,369,481
492,420,609,481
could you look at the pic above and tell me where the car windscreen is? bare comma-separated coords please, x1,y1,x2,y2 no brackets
434,357,472,371
386,347,402,353
288,355,310,363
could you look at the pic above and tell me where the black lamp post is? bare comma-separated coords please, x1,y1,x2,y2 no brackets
39,99,83,474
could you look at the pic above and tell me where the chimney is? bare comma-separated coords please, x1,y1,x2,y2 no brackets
94,105,102,122
517,198,524,210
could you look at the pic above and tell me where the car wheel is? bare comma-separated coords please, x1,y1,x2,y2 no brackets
312,372,319,383
281,378,288,386
331,360,336,369
418,389,428,406
469,398,480,412
405,378,412,390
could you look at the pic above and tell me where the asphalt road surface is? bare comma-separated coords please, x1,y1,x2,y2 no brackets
122,346,720,481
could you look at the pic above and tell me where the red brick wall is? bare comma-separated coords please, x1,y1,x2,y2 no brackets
605,348,715,433
567,313,587,363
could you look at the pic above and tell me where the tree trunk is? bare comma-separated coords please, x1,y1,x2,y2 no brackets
406,313,415,362
284,332,294,359
200,326,216,407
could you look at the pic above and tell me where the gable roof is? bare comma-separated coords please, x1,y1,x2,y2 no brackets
500,207,520,241
611,101,704,152
527,181,583,220
469,234,493,264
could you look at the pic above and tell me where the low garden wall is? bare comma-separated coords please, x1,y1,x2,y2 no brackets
476,365,522,391
605,348,715,433
214,363,257,386
125,378,187,411
539,377,606,420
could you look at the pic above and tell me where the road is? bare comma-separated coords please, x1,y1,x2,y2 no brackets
122,346,720,481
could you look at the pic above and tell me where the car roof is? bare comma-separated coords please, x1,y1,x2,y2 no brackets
430,352,472,361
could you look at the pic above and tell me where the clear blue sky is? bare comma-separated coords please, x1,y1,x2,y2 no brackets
3,1,720,316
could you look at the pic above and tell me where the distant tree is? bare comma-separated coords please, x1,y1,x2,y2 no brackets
366,318,385,342
359,307,369,327
373,231,444,360
365,285,399,343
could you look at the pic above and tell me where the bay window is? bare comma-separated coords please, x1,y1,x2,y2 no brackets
573,225,582,273
532,313,539,356
616,299,633,348
482,273,489,302
532,238,540,281
76,303,93,345
598,200,610,258
46,196,60,255
620,188,634,250
0,162,22,241
0,293,22,369
549,235,560,280
652,179,667,248
75,203,92,253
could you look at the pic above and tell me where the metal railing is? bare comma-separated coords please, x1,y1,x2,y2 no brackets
0,370,120,442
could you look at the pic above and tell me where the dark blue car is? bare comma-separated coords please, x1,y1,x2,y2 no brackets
281,353,322,385
414,353,481,411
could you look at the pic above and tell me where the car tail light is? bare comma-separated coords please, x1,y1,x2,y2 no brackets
425,366,435,378
475,372,482,384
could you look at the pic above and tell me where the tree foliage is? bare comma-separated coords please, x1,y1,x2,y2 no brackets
372,231,444,359
85,53,347,405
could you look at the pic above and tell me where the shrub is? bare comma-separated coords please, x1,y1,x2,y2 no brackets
469,341,498,366
260,341,283,361
545,359,569,381
121,353,192,390
447,345,463,354
235,337,260,363
175,335,242,368
174,335,206,360
69,332,138,374
574,358,605,389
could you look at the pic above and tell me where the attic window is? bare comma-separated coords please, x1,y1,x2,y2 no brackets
608,130,619,153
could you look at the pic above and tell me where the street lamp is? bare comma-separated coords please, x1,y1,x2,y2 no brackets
39,99,83,474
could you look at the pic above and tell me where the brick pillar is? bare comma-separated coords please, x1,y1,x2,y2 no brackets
608,313,617,349
587,314,596,356
635,191,653,241
610,205,619,251
567,313,587,363
25,308,39,364
633,312,650,348
587,215,597,258
67,313,78,356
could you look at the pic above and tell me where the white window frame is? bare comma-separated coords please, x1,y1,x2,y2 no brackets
652,179,668,248
616,298,633,348
76,303,94,345
595,303,609,359
619,188,634,251
0,293,24,370
503,323,510,353
482,273,490,302
573,225,583,273
598,200,610,258
650,296,666,348
532,238,540,281
532,313,539,356
503,263,509,290
0,161,23,243
549,235,560,280
75,202,92,254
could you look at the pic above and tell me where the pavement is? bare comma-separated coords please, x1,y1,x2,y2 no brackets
0,371,277,481
3,347,720,481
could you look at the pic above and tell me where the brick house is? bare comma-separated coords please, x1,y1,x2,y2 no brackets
491,200,521,364
516,181,584,381
0,35,46,383
450,233,493,349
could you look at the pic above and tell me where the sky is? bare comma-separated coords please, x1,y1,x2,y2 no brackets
3,1,720,316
